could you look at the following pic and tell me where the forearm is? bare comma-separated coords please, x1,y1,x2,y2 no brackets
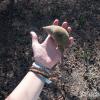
6,71,44,100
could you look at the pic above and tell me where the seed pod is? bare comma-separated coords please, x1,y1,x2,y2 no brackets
43,25,69,52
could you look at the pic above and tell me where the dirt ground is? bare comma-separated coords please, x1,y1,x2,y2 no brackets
0,0,100,100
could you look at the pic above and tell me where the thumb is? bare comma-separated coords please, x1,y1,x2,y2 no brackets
30,31,39,44
30,31,40,52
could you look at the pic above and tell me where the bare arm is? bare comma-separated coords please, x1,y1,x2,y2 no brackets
6,72,44,100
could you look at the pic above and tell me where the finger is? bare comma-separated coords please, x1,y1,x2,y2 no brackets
30,31,39,45
61,22,68,29
41,34,51,45
67,27,72,33
41,34,57,47
68,37,74,47
57,49,62,62
53,19,59,25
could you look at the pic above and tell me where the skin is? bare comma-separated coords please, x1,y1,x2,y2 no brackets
5,19,74,100
32,19,73,69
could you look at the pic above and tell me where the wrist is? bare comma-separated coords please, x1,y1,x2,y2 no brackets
32,62,50,73
28,71,45,84
34,59,54,69
29,62,52,84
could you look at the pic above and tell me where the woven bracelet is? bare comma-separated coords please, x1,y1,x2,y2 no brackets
29,67,51,78
29,66,52,84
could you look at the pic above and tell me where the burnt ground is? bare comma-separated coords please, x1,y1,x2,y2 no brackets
0,0,100,100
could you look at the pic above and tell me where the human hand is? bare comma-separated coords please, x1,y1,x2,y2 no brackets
30,19,74,69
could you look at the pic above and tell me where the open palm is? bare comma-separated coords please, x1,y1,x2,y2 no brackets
31,19,74,69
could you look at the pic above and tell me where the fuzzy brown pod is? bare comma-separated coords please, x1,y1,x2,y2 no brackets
42,25,70,53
